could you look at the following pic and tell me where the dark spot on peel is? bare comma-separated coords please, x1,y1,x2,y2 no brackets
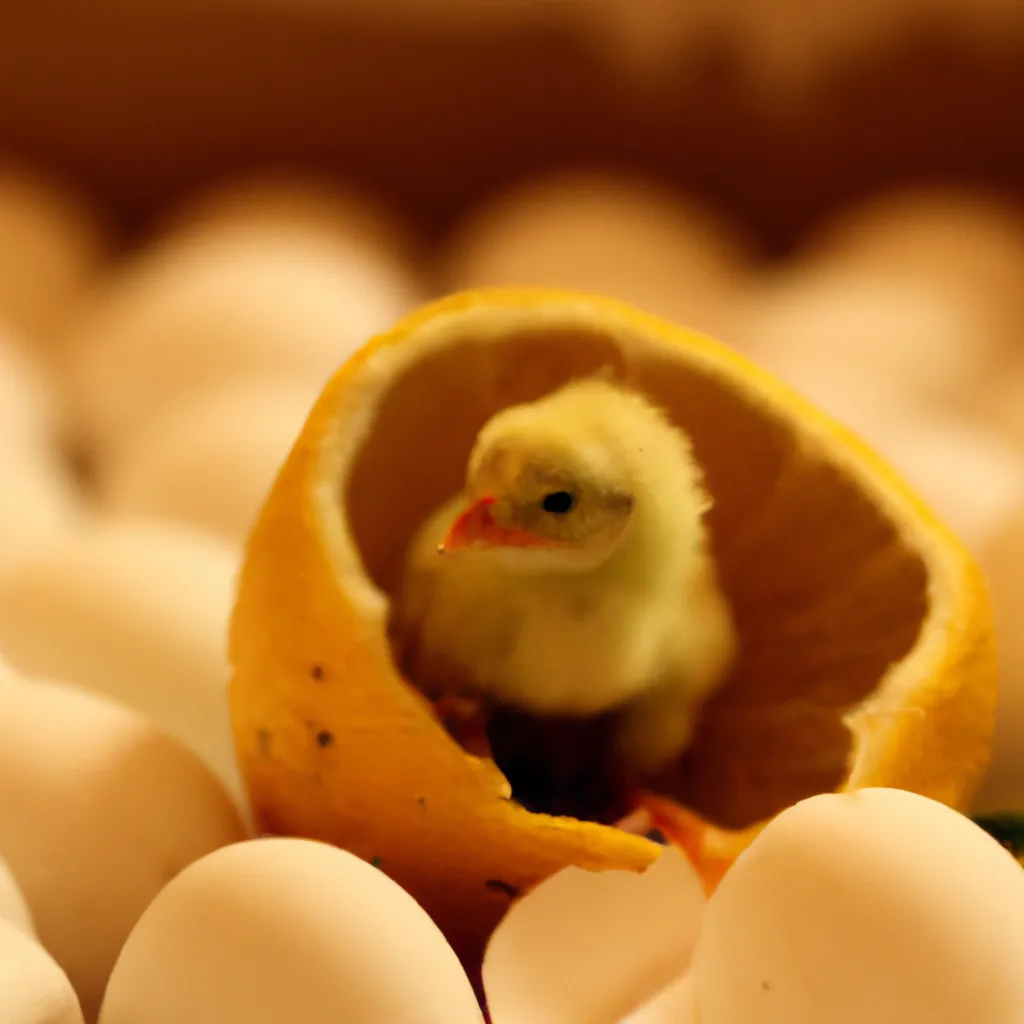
315,729,334,748
371,856,383,869
255,728,272,756
311,664,325,681
417,797,426,807
761,981,771,993
485,879,520,899
645,828,668,845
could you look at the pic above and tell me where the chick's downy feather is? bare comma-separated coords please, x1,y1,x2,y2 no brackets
391,377,737,778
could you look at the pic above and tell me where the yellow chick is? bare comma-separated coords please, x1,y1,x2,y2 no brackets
392,377,737,778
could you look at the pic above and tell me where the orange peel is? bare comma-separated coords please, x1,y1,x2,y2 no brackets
229,288,996,967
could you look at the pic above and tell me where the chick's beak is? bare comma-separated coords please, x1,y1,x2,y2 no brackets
439,495,550,553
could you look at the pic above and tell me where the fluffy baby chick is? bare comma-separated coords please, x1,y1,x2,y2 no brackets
392,377,736,778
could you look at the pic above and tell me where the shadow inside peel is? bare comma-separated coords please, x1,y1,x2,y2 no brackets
344,323,929,830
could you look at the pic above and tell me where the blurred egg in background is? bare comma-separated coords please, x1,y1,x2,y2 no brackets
97,378,317,544
62,216,427,464
0,518,244,803
443,171,749,339
160,174,426,273
0,163,110,352
803,189,1024,347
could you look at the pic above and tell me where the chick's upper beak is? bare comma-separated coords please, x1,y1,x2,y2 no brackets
439,495,550,553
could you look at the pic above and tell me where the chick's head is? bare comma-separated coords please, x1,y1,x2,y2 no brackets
439,378,706,576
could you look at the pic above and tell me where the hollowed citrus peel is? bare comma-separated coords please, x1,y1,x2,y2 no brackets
229,288,997,968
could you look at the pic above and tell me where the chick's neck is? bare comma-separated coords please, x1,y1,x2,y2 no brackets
589,482,704,594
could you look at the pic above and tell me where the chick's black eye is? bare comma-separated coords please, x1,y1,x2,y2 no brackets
542,490,575,515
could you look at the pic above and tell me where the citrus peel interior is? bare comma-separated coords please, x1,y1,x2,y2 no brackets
229,287,997,968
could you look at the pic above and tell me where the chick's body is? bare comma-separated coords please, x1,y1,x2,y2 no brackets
393,378,736,777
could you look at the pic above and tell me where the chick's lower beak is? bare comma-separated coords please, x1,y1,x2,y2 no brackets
439,497,498,553
439,496,549,553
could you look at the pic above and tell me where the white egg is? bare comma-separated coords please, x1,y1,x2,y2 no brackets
739,282,1024,554
721,0,923,99
0,163,109,345
99,837,484,1024
0,855,34,937
973,512,1024,813
808,188,1024,277
161,173,423,270
0,664,245,1020
582,0,717,83
64,227,425,458
483,847,705,1024
0,917,83,1024
863,410,1024,555
734,265,1001,409
975,360,1024,450
617,971,696,1024
0,448,84,583
0,325,58,449
804,188,1024,344
0,517,243,800
98,378,316,543
689,788,1024,1023
442,171,748,337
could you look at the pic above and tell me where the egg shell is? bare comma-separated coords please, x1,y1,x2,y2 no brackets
0,518,243,800
734,265,1002,408
64,229,425,458
0,448,84,583
804,188,1024,344
0,917,83,1024
973,511,1024,812
442,172,747,337
99,837,484,1024
0,163,109,345
0,665,245,1020
0,855,34,937
689,788,1024,1023
483,847,705,1024
98,378,319,543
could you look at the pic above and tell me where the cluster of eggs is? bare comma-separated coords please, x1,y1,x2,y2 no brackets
341,0,1024,97
0,160,1023,1020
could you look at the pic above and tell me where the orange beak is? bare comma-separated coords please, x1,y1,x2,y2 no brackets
439,496,553,553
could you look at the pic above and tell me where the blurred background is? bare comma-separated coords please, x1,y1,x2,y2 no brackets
0,0,1022,814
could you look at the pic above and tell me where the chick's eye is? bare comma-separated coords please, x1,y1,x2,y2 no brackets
541,490,576,515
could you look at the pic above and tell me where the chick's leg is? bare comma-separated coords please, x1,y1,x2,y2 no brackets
616,681,702,778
